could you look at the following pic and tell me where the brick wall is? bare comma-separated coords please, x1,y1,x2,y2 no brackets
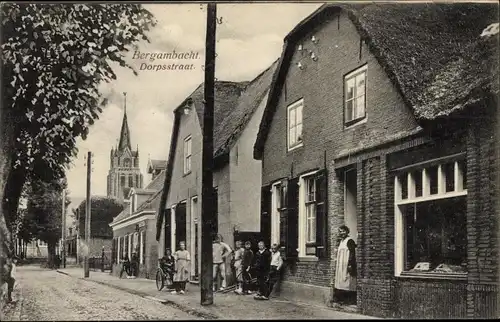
261,10,418,187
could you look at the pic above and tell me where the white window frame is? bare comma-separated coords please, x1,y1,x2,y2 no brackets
139,231,144,264
298,170,319,258
270,182,282,246
183,136,192,174
190,196,199,277
394,158,467,277
344,65,367,126
287,99,304,151
117,236,121,262
171,204,177,250
128,233,132,259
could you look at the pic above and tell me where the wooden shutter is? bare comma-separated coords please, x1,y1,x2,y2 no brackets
260,185,272,248
315,169,328,258
286,178,299,258
164,208,172,254
279,179,289,252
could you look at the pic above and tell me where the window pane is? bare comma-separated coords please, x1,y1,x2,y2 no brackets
356,73,366,96
345,78,355,100
289,108,296,127
188,139,191,155
289,127,296,147
403,197,467,272
428,166,439,195
296,104,303,125
459,160,467,190
345,100,354,122
355,94,365,119
296,124,303,143
444,162,455,192
413,170,423,197
400,174,408,199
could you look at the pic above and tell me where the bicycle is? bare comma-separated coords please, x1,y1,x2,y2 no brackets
156,262,174,291
119,259,131,279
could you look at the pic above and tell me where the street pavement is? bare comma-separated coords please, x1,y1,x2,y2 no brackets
55,267,377,320
1,265,199,321
2,265,377,320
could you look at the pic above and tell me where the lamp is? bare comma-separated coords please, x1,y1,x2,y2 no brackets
311,35,319,44
298,44,303,51
297,62,304,70
183,98,193,115
310,52,318,61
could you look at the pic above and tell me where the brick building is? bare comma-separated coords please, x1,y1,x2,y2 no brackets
109,162,166,279
155,64,277,284
253,3,498,319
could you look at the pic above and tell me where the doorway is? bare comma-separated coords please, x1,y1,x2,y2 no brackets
344,168,358,243
175,202,187,251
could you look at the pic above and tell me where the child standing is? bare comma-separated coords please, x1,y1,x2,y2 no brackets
7,256,18,303
241,241,254,295
233,240,244,295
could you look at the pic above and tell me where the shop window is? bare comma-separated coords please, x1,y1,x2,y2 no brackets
394,158,468,277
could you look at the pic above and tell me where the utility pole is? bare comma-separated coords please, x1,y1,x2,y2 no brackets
84,151,92,278
61,187,66,269
200,2,217,306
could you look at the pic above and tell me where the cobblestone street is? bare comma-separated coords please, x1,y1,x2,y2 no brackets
1,265,199,321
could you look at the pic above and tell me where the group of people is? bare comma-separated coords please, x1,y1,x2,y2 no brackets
157,235,284,301
119,252,140,279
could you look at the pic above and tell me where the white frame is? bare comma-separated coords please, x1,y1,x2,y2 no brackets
298,170,319,258
287,99,304,151
270,182,282,246
190,196,199,277
305,178,317,244
183,136,192,174
394,159,467,276
128,233,132,259
139,231,144,264
344,65,367,124
117,236,121,262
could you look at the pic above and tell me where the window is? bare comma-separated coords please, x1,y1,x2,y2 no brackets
124,158,130,167
298,171,319,257
271,182,284,246
344,65,367,125
128,174,133,187
287,99,303,151
141,231,146,265
120,175,126,187
394,158,468,277
184,136,192,174
117,236,121,262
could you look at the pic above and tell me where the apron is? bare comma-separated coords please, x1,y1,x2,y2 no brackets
334,237,357,291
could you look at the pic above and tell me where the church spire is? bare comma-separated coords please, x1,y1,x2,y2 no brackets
118,92,132,151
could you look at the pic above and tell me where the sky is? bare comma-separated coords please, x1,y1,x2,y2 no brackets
65,2,322,204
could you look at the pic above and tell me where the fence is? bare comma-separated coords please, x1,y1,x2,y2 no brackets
89,251,112,272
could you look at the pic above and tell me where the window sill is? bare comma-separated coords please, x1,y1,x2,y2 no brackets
287,142,303,153
298,256,318,262
397,272,468,281
344,116,367,129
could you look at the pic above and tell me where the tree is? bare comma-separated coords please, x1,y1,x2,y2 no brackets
0,3,156,276
25,177,71,268
75,197,123,239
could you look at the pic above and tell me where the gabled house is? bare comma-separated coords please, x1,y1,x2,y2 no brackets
156,63,278,283
253,3,498,319
110,161,166,279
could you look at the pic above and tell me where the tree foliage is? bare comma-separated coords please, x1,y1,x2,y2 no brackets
1,3,157,178
75,197,123,239
25,178,71,245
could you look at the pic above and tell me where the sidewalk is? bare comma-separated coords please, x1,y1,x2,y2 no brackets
57,268,377,320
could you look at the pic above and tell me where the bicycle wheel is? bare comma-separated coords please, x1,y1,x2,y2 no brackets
156,269,165,291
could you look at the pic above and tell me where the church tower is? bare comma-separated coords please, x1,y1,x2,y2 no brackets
107,92,144,201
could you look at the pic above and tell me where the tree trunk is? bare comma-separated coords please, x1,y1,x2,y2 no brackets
47,241,57,269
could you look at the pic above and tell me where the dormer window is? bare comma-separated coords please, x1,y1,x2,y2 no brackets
124,158,130,167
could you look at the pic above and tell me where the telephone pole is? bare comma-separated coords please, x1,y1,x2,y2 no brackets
61,187,66,268
84,151,92,278
200,2,217,306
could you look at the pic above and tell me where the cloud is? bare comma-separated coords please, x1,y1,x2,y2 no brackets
66,3,320,199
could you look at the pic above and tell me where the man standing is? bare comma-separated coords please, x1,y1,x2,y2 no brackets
254,241,271,300
212,234,231,291
7,256,18,303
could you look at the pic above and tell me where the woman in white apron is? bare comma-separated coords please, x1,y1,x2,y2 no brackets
334,225,357,305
